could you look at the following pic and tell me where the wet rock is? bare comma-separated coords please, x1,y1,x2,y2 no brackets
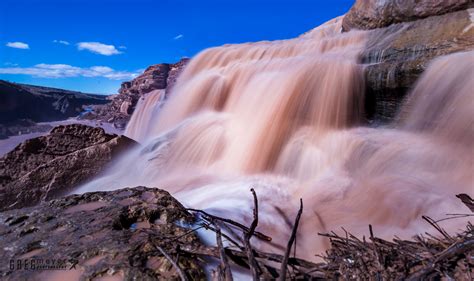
343,0,473,31
0,124,136,211
361,8,474,122
0,186,205,280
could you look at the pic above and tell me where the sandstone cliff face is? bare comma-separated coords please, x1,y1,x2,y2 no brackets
342,0,473,31
0,124,136,211
0,187,205,280
344,1,474,122
92,58,189,129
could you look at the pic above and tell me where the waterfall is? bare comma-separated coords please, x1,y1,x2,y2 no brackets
124,89,166,142
75,16,473,261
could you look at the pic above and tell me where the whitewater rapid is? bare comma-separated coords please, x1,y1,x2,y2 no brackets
75,17,474,261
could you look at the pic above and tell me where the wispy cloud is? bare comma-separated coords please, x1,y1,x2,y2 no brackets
0,64,139,80
173,34,184,40
77,42,122,56
53,40,70,45
118,45,127,50
6,42,30,49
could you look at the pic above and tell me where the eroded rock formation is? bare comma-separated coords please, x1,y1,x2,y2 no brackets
0,124,136,211
347,1,474,122
91,58,189,129
342,0,473,30
363,9,474,122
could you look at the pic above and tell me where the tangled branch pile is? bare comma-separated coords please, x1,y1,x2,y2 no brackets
150,192,474,280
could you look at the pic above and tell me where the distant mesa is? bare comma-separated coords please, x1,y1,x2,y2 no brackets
0,80,109,139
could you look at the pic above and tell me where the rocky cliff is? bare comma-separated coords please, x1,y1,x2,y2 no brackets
0,80,110,138
0,124,136,211
347,0,474,122
342,0,473,31
91,58,189,129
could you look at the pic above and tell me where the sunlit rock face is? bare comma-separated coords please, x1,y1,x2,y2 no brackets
342,0,473,30
0,124,136,211
0,187,205,280
92,58,190,129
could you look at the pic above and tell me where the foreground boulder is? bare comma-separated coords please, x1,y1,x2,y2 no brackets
0,186,205,280
0,124,136,211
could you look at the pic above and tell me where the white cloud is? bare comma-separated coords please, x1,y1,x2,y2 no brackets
4,62,18,66
6,42,29,49
0,64,139,80
118,45,127,49
77,42,122,56
53,40,70,45
173,34,184,40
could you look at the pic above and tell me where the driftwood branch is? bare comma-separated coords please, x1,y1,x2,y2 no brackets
154,192,474,280
155,245,189,281
456,193,474,212
244,188,261,280
279,198,303,281
187,208,272,241
214,222,233,281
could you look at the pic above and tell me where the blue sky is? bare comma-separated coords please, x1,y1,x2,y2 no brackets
0,0,354,94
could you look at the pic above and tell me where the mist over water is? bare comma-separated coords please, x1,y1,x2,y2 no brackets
75,17,474,260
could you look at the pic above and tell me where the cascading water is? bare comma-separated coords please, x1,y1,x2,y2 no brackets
76,17,473,261
124,89,166,141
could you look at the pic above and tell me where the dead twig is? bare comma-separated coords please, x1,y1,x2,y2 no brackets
155,245,189,281
279,198,303,281
187,208,272,241
244,188,261,280
422,216,453,242
456,194,474,212
214,222,233,281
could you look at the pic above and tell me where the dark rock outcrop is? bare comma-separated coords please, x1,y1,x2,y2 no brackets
0,119,53,140
92,58,190,129
350,3,474,122
0,124,136,211
0,186,205,280
0,80,109,138
343,0,473,31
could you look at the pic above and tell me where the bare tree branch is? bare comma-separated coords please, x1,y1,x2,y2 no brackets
155,245,189,281
279,198,303,281
244,188,261,280
215,222,234,281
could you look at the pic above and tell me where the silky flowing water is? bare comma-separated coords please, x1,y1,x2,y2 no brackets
75,17,474,261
